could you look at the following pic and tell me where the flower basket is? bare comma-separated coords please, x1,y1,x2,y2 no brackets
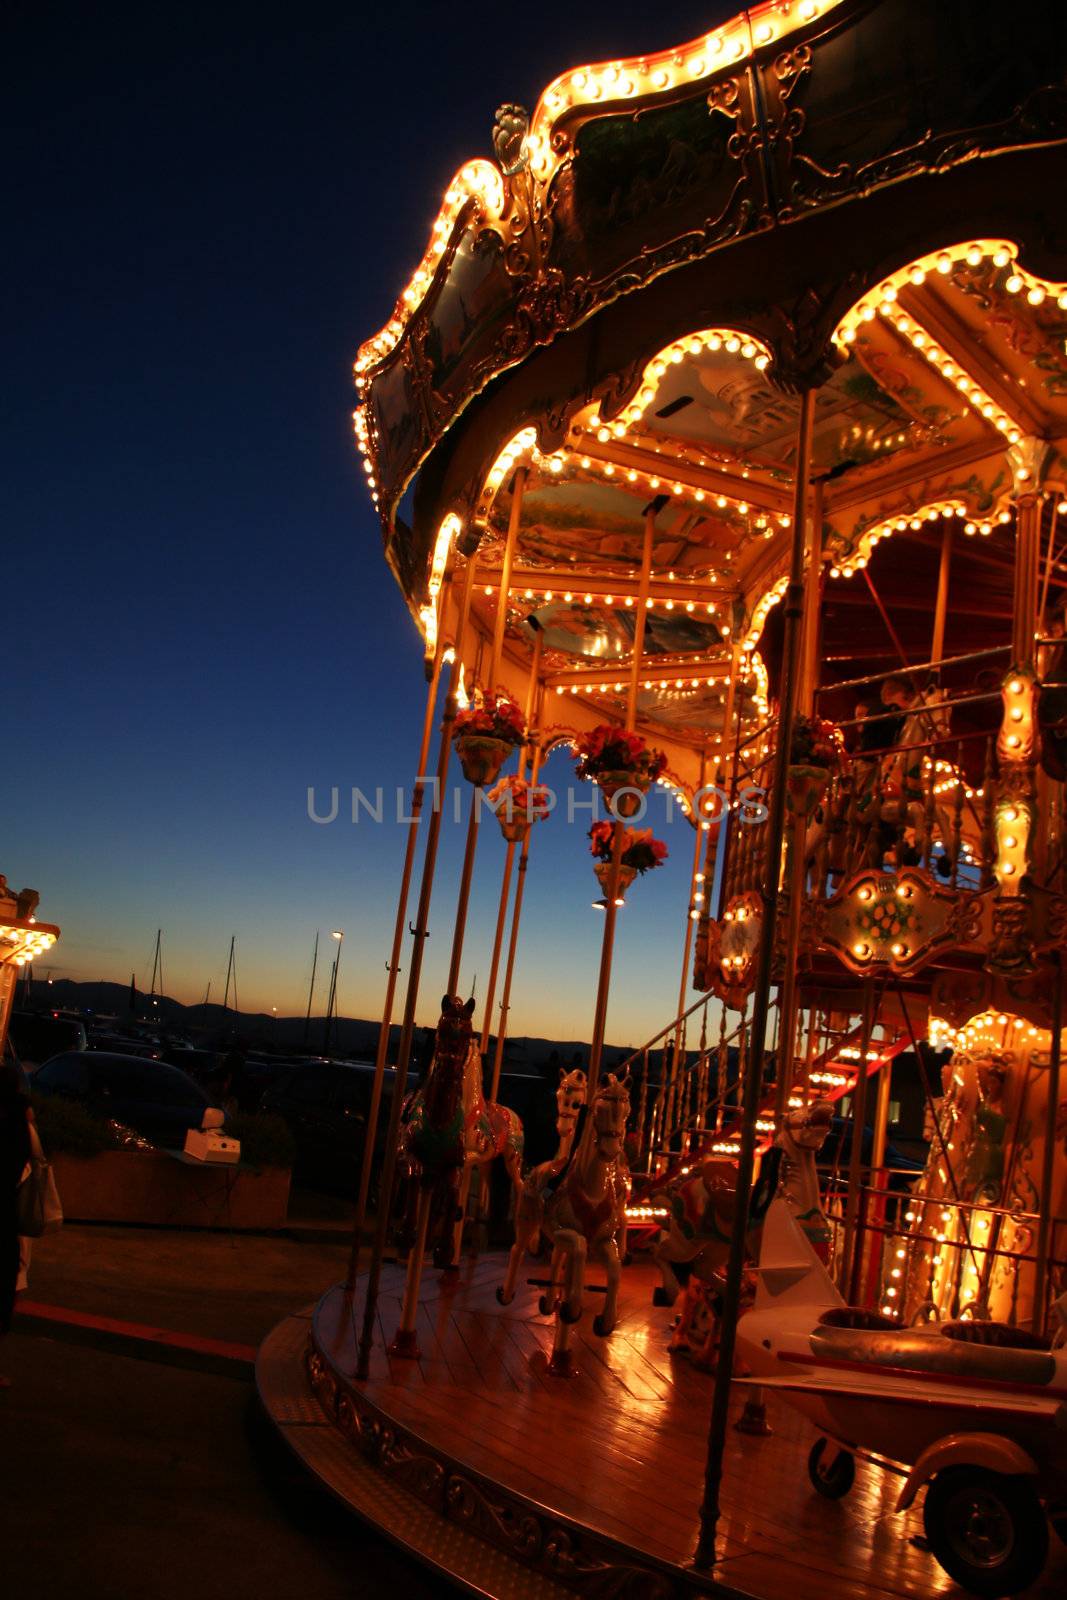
452,690,526,785
574,725,666,814
487,775,551,840
596,769,650,818
594,862,638,902
455,733,511,787
786,763,830,818
588,822,667,900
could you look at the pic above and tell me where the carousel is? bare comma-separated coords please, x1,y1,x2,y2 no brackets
257,3,1067,1595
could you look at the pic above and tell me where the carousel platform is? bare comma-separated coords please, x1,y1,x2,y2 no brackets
256,1254,1065,1600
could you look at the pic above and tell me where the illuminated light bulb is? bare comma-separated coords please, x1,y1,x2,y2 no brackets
993,246,1011,267
1005,274,1023,294
1027,285,1046,306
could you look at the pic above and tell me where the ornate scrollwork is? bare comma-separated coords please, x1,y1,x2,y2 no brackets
762,285,846,394
445,1475,543,1562
542,1526,675,1599
498,268,593,361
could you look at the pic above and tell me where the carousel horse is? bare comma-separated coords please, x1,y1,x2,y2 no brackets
441,1009,526,1269
497,1066,587,1306
536,1073,632,1373
391,995,523,1355
653,1099,834,1309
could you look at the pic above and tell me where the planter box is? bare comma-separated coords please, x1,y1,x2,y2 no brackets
51,1150,291,1231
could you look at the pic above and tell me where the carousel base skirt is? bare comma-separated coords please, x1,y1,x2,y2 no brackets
256,1255,1065,1600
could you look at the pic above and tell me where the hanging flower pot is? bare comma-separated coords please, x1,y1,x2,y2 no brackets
455,733,511,787
589,822,667,905
596,770,650,818
786,763,830,818
487,775,551,841
594,862,638,902
574,725,667,818
452,690,526,787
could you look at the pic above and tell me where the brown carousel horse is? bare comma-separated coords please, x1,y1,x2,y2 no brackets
535,1072,632,1374
392,996,523,1355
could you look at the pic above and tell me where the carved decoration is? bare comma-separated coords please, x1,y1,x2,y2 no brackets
929,969,1055,1033
819,868,992,976
492,104,530,177
304,1324,686,1598
987,896,1038,980
706,891,762,1008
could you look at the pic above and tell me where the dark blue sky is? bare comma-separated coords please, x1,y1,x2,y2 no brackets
6,0,732,1042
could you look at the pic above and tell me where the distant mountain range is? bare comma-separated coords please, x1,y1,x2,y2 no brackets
19,978,644,1076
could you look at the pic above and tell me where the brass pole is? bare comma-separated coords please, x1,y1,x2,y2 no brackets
345,585,449,1292
489,684,545,1100
446,631,487,995
490,467,525,688
931,521,953,665
696,386,814,1568
800,477,824,710
774,461,823,1125
1038,501,1059,635
1033,954,1063,1335
667,748,709,1144
355,557,476,1380
447,474,524,996
587,505,656,1088
843,983,877,1303
480,625,543,1055
1013,492,1041,664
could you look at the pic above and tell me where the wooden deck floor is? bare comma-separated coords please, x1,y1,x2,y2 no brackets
281,1253,1065,1600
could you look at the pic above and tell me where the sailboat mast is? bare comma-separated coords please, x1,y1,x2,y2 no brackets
303,931,319,1044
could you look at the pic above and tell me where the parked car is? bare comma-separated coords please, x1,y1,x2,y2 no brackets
34,1051,223,1149
87,1031,162,1060
160,1046,218,1083
9,1010,87,1068
260,1060,408,1190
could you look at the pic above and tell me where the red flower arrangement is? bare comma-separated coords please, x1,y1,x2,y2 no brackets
789,715,847,772
453,690,526,747
588,823,668,874
574,725,667,784
487,775,551,824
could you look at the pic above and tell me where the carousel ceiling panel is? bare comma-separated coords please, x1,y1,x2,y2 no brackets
489,476,745,582
923,262,1067,437
528,597,723,663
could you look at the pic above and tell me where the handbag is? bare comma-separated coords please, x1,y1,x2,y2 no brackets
16,1116,63,1238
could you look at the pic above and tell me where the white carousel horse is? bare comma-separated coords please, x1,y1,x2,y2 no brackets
536,1073,631,1373
497,1066,586,1306
440,1020,525,1270
657,1100,833,1367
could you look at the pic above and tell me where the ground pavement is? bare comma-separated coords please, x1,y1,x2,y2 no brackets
0,1222,443,1600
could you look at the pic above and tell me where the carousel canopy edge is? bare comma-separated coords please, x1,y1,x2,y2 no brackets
353,0,1067,592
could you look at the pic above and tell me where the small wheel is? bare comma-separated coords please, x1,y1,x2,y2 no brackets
592,1312,613,1338
538,1293,554,1316
808,1438,855,1500
923,1467,1048,1598
651,1286,675,1308
559,1299,582,1325
496,1286,511,1306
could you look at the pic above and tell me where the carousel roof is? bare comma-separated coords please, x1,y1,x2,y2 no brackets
353,0,1067,755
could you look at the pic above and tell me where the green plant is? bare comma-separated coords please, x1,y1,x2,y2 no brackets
31,1092,119,1158
226,1111,296,1170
